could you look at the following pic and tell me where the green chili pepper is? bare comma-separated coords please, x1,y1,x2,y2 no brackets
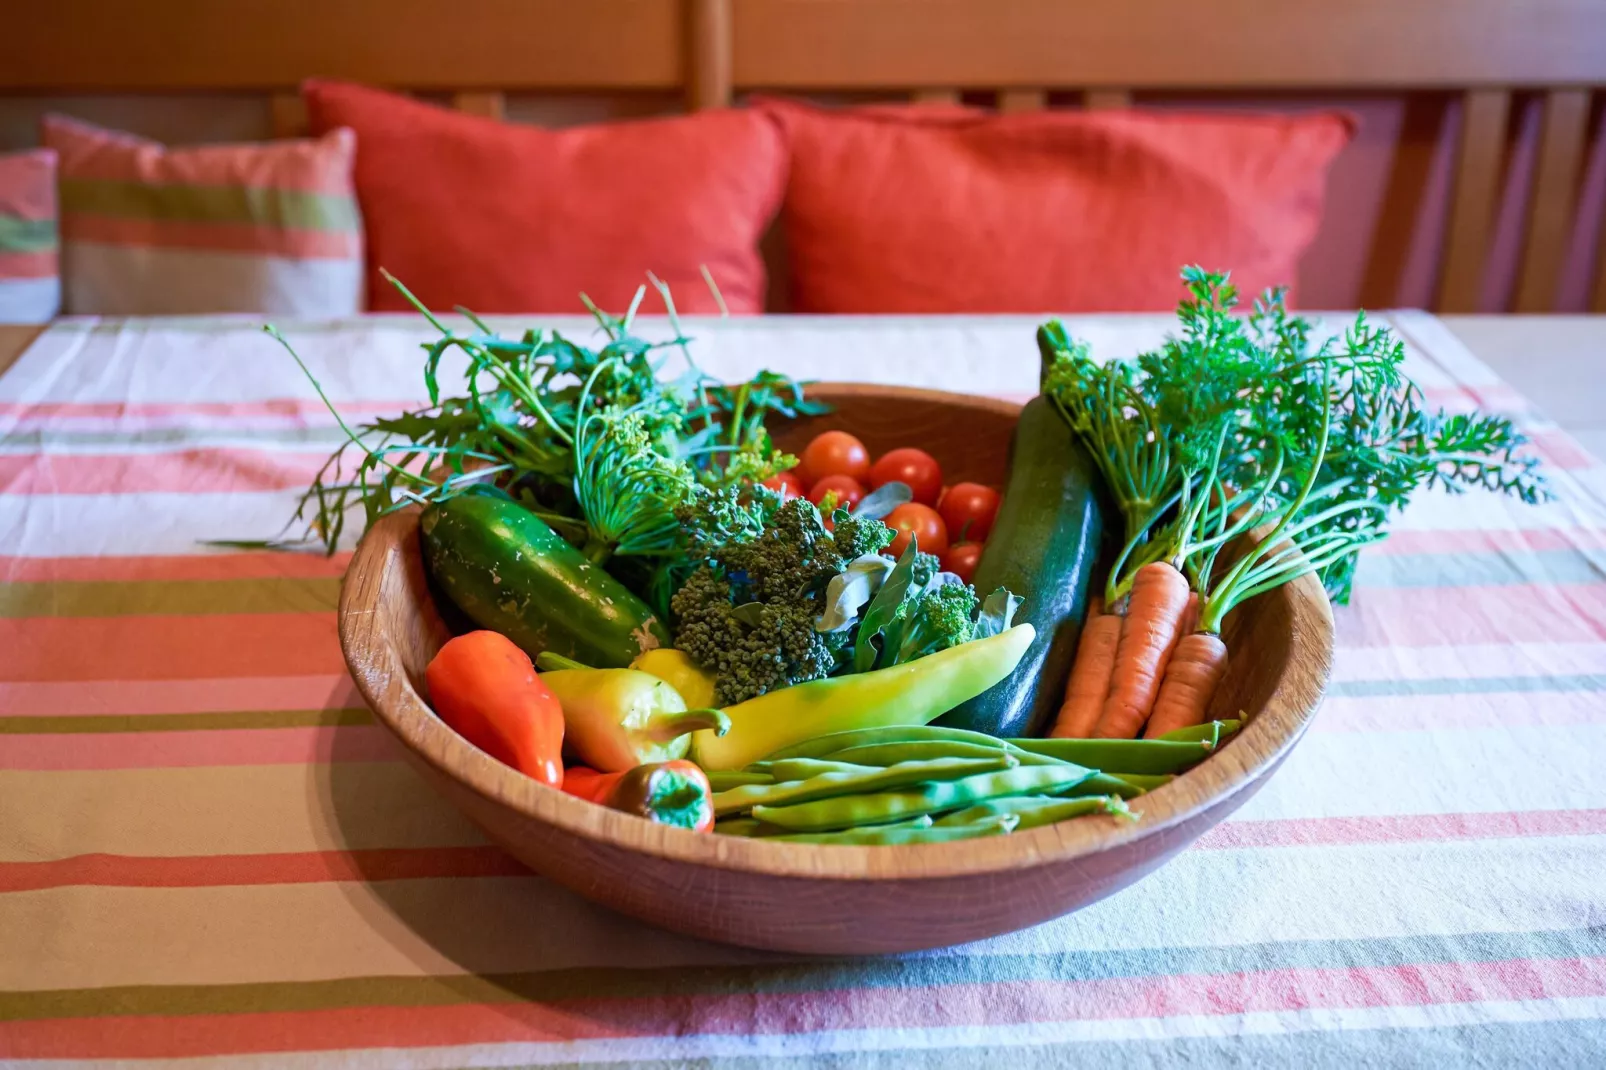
713,755,1016,817
751,763,1094,831
761,724,1011,763
691,625,1035,771
823,740,1007,766
771,814,1016,845
1006,737,1212,775
705,770,774,792
934,795,1132,829
1155,719,1241,746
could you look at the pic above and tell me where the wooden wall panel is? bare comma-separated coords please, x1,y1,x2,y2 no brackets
1514,90,1590,312
1438,90,1512,312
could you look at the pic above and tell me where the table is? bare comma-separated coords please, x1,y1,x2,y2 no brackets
2,312,1604,1066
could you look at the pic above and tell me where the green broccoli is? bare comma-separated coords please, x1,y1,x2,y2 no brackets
670,497,893,706
890,581,980,665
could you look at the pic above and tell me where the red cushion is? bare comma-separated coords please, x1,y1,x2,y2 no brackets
758,98,1354,313
305,81,785,314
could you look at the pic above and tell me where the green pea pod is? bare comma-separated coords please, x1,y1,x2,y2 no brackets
751,763,1094,831
765,758,883,781
824,740,1007,766
1154,719,1242,746
1060,772,1171,799
1006,737,1213,775
705,770,774,792
760,724,1012,763
713,755,1016,817
712,817,793,838
935,795,1133,829
772,814,1016,845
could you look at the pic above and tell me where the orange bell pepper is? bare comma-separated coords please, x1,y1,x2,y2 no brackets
425,631,564,787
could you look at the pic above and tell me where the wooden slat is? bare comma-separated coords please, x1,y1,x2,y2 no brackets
0,0,681,90
731,0,1606,89
1594,214,1606,312
268,93,308,139
687,0,734,110
911,90,961,105
1359,94,1447,308
1437,89,1512,313
1083,89,1131,110
998,89,1046,113
1514,89,1591,312
451,92,505,120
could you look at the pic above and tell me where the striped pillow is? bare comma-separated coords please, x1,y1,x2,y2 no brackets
42,115,362,316
0,149,60,323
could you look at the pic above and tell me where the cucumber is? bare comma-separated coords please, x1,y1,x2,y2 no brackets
419,492,670,668
936,394,1107,738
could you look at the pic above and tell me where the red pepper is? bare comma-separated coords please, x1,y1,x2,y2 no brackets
425,631,564,787
562,760,715,832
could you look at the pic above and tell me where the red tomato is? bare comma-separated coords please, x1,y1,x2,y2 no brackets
809,474,865,512
869,448,943,505
884,502,949,558
762,471,804,500
940,542,984,584
797,431,871,486
939,482,1001,542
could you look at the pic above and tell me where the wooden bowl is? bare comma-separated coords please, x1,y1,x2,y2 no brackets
339,384,1334,954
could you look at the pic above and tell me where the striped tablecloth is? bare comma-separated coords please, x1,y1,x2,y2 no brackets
3,311,1605,1067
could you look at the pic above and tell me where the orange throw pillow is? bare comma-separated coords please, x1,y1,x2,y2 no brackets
759,98,1353,313
305,81,786,314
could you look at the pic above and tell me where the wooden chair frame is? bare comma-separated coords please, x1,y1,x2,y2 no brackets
7,0,1606,311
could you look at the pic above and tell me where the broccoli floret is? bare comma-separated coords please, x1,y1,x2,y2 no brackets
670,497,871,705
909,550,942,587
892,581,979,665
829,507,896,559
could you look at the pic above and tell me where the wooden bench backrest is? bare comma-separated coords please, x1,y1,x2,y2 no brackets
8,0,1606,311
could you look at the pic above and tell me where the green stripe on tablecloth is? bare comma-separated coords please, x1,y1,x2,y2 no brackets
0,216,58,253
0,577,339,617
0,708,370,734
59,179,360,232
1331,673,1606,698
1356,549,1606,589
3,925,1602,1020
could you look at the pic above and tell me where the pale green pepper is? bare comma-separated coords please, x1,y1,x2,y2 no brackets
540,668,730,772
689,624,1036,771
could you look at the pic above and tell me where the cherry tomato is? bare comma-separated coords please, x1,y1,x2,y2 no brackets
938,482,1001,542
762,471,804,500
940,542,984,584
869,448,943,505
797,430,871,487
808,474,865,512
884,502,949,558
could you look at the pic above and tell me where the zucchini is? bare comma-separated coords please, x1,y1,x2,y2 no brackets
936,393,1107,737
420,492,670,668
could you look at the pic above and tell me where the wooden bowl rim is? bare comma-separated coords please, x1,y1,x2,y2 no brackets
339,383,1334,883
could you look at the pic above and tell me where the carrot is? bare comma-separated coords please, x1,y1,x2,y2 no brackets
1050,604,1120,739
1144,632,1229,738
1176,592,1199,640
1092,562,1191,739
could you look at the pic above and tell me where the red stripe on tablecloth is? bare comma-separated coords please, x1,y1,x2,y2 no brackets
1197,808,1606,849
0,450,330,494
9,807,1599,892
4,956,1602,1058
0,614,341,681
0,553,350,583
0,725,394,769
0,675,360,717
1372,528,1606,556
1336,583,1606,648
0,399,416,420
0,847,524,892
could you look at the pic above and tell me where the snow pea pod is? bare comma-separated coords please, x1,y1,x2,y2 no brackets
751,763,1095,831
713,755,1015,817
1155,719,1241,746
705,770,774,792
1006,737,1212,775
1060,772,1171,799
712,817,792,837
765,758,883,781
760,724,1011,763
934,795,1131,829
771,814,1016,845
824,740,1007,766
